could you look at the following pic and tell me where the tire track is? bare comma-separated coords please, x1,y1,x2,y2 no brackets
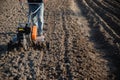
62,10,73,80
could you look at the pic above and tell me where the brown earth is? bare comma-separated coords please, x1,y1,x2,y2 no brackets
0,0,120,80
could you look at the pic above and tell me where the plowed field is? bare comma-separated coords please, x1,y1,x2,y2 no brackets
0,0,120,80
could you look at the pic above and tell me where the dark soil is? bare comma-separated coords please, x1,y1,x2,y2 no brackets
0,0,120,80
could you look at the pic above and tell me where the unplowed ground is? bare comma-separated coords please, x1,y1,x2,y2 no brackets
0,0,120,80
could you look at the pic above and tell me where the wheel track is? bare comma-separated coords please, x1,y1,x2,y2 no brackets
62,9,73,80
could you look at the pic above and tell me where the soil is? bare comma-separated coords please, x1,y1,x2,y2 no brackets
0,0,120,80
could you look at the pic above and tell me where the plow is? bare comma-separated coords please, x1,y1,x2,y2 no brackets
7,2,49,52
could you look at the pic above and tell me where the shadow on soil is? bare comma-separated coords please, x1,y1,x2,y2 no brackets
0,44,8,58
76,0,120,80
0,32,16,56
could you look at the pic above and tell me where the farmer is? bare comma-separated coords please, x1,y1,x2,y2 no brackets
19,0,47,42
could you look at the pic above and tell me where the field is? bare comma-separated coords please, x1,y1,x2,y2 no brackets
0,0,120,80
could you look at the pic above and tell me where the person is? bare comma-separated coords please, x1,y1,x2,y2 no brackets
19,0,47,42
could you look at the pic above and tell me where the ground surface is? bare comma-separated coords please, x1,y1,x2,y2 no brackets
0,0,120,80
